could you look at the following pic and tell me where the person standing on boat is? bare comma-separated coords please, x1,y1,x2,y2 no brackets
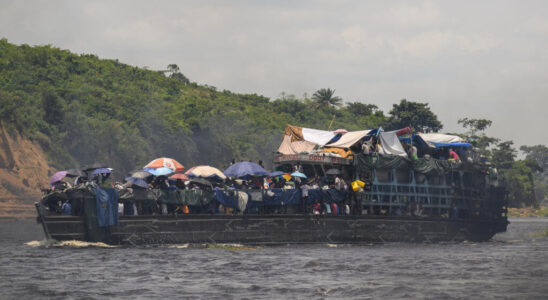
448,149,460,162
61,200,72,215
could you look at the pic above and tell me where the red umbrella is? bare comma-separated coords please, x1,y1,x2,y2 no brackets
145,157,185,172
169,173,189,181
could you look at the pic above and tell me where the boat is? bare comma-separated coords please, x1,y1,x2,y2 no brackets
35,125,509,245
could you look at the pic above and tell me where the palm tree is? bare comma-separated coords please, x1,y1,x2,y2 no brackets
312,88,343,108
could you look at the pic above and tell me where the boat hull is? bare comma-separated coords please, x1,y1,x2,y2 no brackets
39,214,507,245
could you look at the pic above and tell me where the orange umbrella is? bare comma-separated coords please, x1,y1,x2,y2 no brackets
145,157,185,172
169,173,189,181
282,174,292,181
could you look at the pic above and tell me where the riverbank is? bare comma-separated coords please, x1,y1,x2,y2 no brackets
508,206,548,218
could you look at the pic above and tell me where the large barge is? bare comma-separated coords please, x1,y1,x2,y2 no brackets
36,125,509,245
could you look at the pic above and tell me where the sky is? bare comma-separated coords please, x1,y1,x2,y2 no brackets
1,0,547,150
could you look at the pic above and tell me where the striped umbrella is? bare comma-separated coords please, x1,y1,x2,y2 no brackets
144,157,185,173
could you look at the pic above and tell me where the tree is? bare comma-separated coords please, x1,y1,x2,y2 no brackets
346,102,378,116
457,117,499,156
166,64,189,84
311,88,343,108
387,99,442,132
520,145,548,171
491,141,517,169
458,118,492,132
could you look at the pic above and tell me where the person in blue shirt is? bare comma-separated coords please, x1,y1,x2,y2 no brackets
61,200,72,215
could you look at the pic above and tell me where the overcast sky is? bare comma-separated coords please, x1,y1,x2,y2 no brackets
1,0,547,150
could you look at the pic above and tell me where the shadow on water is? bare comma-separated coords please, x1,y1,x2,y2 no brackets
0,218,547,299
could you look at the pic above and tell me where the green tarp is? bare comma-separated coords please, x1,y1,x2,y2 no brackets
355,154,461,175
157,190,214,206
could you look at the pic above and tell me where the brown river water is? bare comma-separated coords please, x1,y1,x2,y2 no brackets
0,218,547,299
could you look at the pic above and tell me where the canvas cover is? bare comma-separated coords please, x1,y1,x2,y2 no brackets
419,133,464,144
378,131,407,157
283,124,335,146
326,130,372,148
277,134,316,155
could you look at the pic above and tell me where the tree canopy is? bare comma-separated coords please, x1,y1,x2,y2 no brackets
387,99,443,132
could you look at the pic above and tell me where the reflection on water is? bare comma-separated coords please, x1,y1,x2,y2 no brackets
1,219,547,299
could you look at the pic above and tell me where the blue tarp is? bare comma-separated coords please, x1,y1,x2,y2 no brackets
307,189,347,204
430,142,471,148
214,190,240,210
399,135,471,149
94,188,118,227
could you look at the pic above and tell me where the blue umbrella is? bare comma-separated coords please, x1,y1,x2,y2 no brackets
224,161,268,178
150,167,173,176
291,172,307,178
125,177,149,189
91,168,112,176
269,171,285,177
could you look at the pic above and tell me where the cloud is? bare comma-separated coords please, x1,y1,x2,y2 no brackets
0,0,547,147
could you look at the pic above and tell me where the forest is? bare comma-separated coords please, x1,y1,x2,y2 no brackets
0,39,545,207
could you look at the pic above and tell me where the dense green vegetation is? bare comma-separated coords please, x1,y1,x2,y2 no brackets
0,39,545,207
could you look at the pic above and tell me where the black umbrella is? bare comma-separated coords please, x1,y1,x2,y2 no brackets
129,170,153,179
65,168,85,177
325,168,341,175
188,178,213,188
83,162,107,172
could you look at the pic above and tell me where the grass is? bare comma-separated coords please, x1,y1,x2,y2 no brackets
507,206,548,218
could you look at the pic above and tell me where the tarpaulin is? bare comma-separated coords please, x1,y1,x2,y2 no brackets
306,189,347,204
214,189,247,211
94,188,118,227
378,131,407,157
355,154,462,175
325,130,372,148
277,135,317,155
419,133,464,144
283,124,335,146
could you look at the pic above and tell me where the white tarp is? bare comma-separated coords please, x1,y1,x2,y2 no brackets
301,128,336,146
326,130,372,148
419,133,464,144
378,131,407,157
277,135,316,155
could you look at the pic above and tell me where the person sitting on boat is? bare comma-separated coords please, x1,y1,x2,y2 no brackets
408,145,418,161
450,202,458,219
61,200,72,215
448,149,460,162
312,201,321,215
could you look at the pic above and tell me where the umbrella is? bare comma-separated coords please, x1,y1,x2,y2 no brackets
91,168,112,176
291,172,307,178
129,170,153,179
281,174,292,181
185,165,226,180
269,171,285,177
325,168,341,175
188,177,213,188
125,176,149,189
49,171,68,187
149,167,173,176
83,162,107,172
224,161,268,178
145,157,185,172
169,173,190,181
65,168,85,177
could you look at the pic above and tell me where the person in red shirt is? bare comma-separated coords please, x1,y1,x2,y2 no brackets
449,149,460,161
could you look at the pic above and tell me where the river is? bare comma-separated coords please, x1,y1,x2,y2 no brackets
0,218,547,299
